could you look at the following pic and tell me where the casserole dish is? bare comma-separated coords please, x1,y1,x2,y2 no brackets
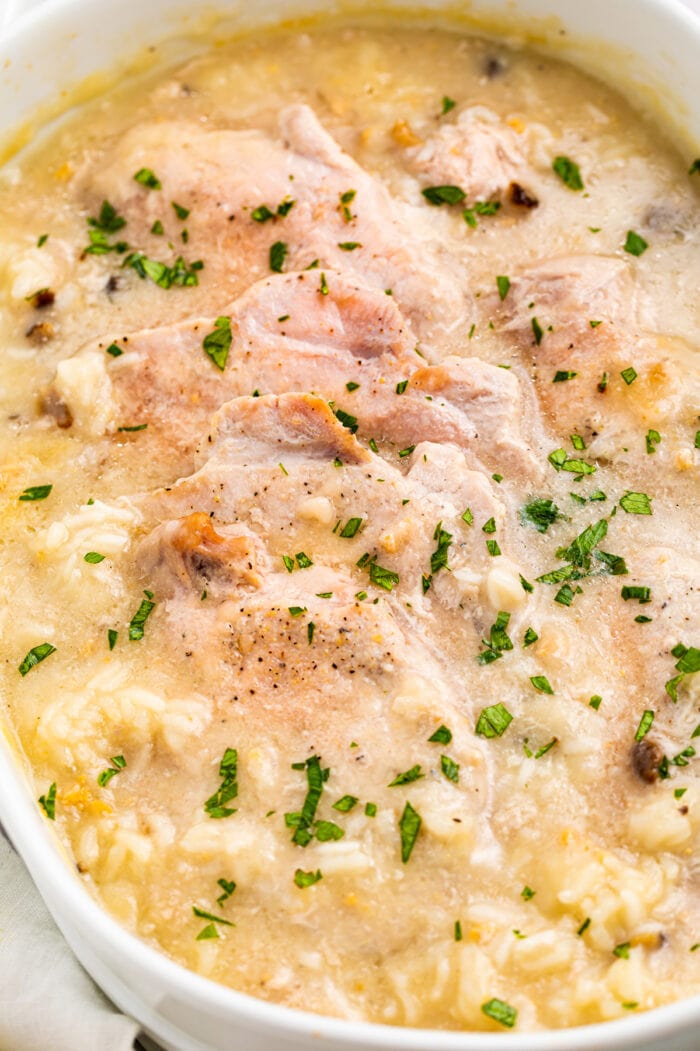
1,1,699,1050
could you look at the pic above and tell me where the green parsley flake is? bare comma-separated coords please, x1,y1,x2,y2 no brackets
475,703,513,738
97,755,127,788
519,498,564,533
455,920,463,941
619,491,652,515
19,642,56,677
552,155,584,191
523,627,539,647
422,185,466,206
430,522,452,574
428,724,452,745
623,230,648,256
38,782,57,820
294,868,322,888
620,366,638,385
521,885,535,900
461,507,474,526
530,675,554,694
589,695,602,710
84,551,105,564
441,95,456,114
398,801,421,862
106,343,123,357
621,585,651,604
129,597,155,640
332,795,358,812
123,251,202,289
19,484,52,502
202,316,232,371
204,747,238,819
531,317,544,345
553,370,577,382
107,629,118,650
634,710,655,742
613,942,631,959
196,924,218,940
481,998,517,1029
338,241,362,251
134,168,161,190
496,275,511,300
269,241,288,273
440,755,459,783
388,765,424,787
365,802,377,817
645,429,661,454
340,517,363,538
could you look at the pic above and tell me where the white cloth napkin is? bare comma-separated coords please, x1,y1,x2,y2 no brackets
0,834,139,1051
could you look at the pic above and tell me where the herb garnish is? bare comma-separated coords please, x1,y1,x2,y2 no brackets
38,783,57,820
496,275,510,300
520,498,564,533
440,755,459,783
398,801,421,862
388,765,424,787
619,491,652,515
129,596,155,640
98,755,127,787
204,748,238,819
294,868,322,888
19,642,56,676
202,316,232,371
481,998,517,1028
478,611,514,664
286,755,329,846
530,675,554,694
623,230,648,256
19,484,52,501
422,185,466,206
124,252,202,288
134,168,161,189
552,156,584,191
428,724,452,744
634,710,654,742
269,241,288,273
475,703,513,738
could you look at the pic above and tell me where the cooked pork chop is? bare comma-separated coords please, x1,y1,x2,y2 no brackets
79,104,469,344
49,269,537,478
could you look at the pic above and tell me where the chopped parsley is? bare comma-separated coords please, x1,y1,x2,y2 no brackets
124,252,202,288
269,241,288,273
486,539,501,556
128,597,155,640
19,642,56,676
496,275,511,300
204,747,238,819
553,370,577,382
388,765,424,787
307,622,315,644
172,201,190,220
398,445,415,458
117,423,148,432
106,343,123,357
613,942,631,959
475,703,513,738
461,507,474,526
481,998,517,1029
338,241,361,251
339,517,363,538
519,498,564,533
134,167,161,189
107,629,118,650
398,801,421,862
37,233,49,247
645,429,661,454
577,917,592,936
422,185,466,206
455,920,463,941
548,448,596,474
623,230,648,256
634,710,655,742
620,366,638,385
440,755,459,783
38,783,57,820
441,95,456,114
294,868,322,888
530,675,554,694
19,484,52,502
523,627,539,647
97,755,127,787
395,379,408,394
251,205,275,223
339,189,356,221
333,407,358,433
428,724,452,745
621,585,651,604
589,695,602,710
202,316,232,371
365,802,377,817
332,795,358,812
319,272,329,296
430,522,452,574
216,878,236,905
552,155,584,191
151,220,163,235
345,381,360,392
531,317,544,345
619,491,652,515
285,754,328,846
521,885,535,900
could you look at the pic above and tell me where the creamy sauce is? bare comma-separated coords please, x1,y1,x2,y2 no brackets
0,18,699,1033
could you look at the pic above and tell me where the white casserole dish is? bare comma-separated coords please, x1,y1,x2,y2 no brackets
1,1,699,1048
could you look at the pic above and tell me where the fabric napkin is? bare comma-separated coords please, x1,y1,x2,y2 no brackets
0,833,139,1051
